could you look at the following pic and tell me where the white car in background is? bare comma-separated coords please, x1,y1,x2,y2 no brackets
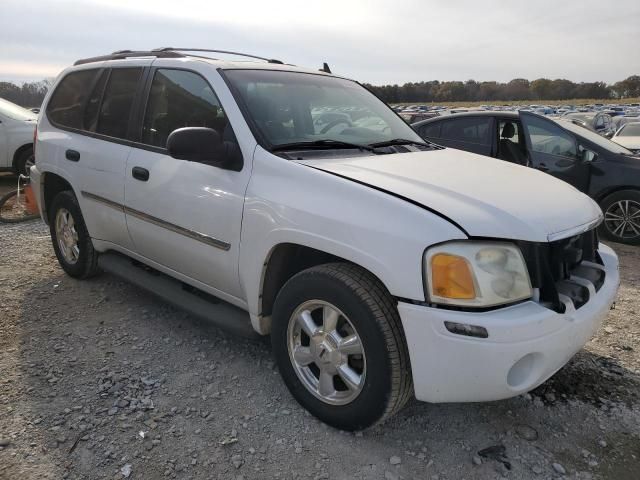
612,122,640,154
0,98,37,175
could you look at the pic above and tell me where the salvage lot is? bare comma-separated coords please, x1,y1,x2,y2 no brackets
1,218,639,479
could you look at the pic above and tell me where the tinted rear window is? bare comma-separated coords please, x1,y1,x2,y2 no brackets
420,122,441,138
96,68,143,139
46,69,99,129
440,117,491,145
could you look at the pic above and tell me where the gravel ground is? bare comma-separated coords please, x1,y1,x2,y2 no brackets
1,217,639,480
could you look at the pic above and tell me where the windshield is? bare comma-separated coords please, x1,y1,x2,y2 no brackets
0,98,37,121
618,123,640,137
224,70,423,150
559,120,633,155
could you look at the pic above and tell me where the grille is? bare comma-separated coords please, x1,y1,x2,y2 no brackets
518,228,604,313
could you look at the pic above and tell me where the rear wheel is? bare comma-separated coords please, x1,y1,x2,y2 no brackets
271,263,413,430
49,191,100,278
599,190,640,245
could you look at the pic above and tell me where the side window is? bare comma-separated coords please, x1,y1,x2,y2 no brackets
440,117,490,145
96,68,143,139
83,69,109,132
141,69,230,148
523,115,577,159
420,122,441,138
46,69,99,129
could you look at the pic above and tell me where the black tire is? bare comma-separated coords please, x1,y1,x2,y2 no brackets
271,263,413,430
14,147,34,176
0,189,40,223
49,190,101,278
599,190,640,245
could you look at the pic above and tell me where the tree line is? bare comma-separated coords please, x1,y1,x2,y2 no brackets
1,75,640,108
364,75,640,104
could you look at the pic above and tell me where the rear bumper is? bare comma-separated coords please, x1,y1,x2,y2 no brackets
398,243,619,403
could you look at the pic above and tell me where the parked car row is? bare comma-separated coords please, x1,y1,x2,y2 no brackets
412,111,640,245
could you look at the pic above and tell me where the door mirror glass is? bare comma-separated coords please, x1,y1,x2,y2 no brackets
581,147,597,163
167,127,225,164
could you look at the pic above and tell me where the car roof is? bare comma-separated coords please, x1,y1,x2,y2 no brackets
73,48,336,78
411,110,519,127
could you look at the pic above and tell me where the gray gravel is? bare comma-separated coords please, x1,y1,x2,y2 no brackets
1,219,639,480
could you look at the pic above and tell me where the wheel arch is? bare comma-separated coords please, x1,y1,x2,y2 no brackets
42,171,76,224
594,185,640,204
12,143,33,172
257,242,398,335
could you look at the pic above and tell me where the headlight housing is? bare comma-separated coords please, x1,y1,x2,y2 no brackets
424,241,532,308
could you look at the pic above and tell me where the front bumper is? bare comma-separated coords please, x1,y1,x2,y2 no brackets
398,243,619,403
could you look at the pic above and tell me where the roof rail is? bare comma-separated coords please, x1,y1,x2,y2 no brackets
74,49,185,66
74,48,284,66
153,48,284,64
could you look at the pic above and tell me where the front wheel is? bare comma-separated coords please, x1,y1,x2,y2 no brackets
599,190,640,245
14,147,35,176
271,263,413,430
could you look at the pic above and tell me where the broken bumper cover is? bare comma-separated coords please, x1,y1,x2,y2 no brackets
398,243,619,403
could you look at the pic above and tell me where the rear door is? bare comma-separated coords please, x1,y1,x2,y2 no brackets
420,116,493,156
43,63,148,249
520,112,590,192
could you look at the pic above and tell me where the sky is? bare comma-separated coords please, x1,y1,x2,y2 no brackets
1,0,639,85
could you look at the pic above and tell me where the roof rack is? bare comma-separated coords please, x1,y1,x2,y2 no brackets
74,48,283,66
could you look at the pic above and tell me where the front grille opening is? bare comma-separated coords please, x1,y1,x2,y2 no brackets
518,227,603,313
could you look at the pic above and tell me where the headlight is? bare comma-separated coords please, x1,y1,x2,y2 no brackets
424,241,532,308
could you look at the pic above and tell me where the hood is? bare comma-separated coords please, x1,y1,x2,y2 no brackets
295,149,602,242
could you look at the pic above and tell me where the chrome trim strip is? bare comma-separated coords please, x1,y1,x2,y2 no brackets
547,214,603,242
81,191,124,212
81,191,231,251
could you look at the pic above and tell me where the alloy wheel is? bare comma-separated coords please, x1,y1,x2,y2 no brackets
55,208,80,264
604,199,640,240
287,300,366,405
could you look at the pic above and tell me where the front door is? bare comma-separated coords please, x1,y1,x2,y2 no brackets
124,66,250,299
520,112,590,192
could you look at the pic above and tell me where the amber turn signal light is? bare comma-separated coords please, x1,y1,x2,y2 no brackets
430,253,476,299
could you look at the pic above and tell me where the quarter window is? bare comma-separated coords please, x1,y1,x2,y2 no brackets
141,69,230,148
96,68,143,139
46,69,99,129
440,117,491,145
523,116,577,159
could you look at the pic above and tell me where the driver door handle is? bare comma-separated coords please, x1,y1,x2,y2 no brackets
132,166,150,182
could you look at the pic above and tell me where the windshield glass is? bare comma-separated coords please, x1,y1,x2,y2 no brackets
224,70,423,149
618,123,640,137
558,120,633,155
0,98,37,121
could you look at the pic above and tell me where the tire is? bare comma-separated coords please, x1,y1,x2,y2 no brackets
49,190,101,278
0,189,39,223
599,190,640,245
14,147,35,177
271,263,413,430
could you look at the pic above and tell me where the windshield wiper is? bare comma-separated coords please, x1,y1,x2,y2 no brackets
368,138,431,148
271,139,377,153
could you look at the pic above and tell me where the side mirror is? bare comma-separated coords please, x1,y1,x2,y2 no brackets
167,127,226,165
579,146,597,163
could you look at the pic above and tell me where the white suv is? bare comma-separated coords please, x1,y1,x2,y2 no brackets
0,98,37,175
31,49,619,430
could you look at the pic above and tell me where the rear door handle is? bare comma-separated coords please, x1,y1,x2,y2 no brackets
65,149,80,162
131,166,150,182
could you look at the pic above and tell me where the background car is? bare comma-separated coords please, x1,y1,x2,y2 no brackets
562,112,616,138
0,98,37,176
413,111,640,244
612,122,640,154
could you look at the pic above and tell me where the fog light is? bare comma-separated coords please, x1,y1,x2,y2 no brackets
444,321,488,338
